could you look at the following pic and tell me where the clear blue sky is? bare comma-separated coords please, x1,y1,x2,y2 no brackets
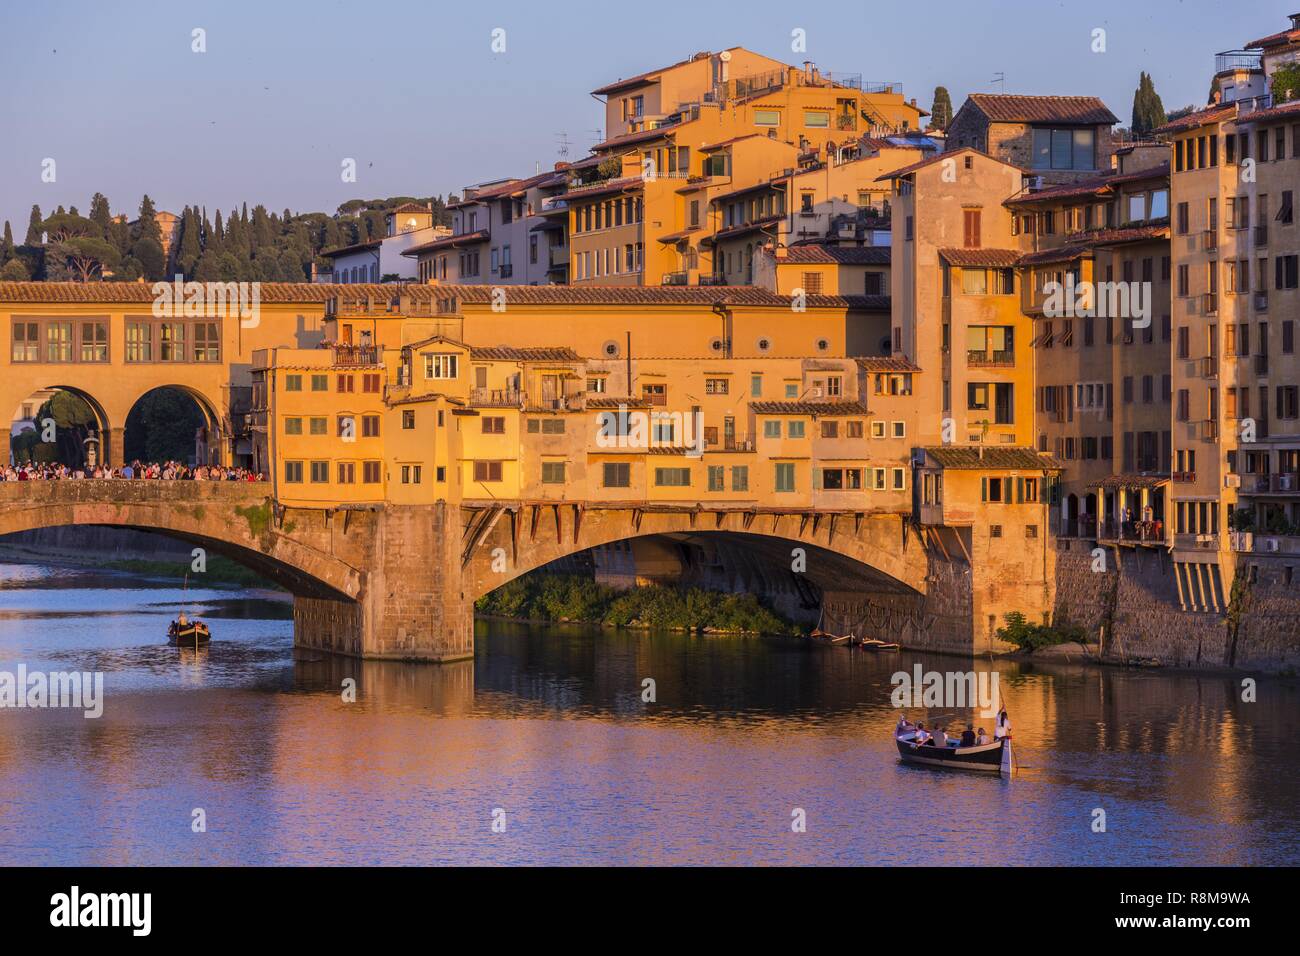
0,0,1293,235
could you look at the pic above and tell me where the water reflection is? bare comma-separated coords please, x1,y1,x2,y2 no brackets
0,561,1296,865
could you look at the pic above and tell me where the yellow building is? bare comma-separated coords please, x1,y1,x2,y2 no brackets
572,49,927,286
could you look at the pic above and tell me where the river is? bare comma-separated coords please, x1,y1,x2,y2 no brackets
0,561,1295,866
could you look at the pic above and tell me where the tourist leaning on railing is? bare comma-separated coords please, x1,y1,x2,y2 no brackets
0,462,265,482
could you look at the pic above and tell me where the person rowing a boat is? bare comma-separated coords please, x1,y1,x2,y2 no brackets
912,722,930,746
895,714,915,737
994,705,1011,740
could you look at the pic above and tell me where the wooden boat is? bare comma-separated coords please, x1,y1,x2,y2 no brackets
859,637,901,651
895,730,1014,776
168,616,211,646
809,629,851,646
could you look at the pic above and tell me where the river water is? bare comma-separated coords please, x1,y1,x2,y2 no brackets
0,561,1296,866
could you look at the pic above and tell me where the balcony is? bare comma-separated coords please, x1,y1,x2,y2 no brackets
1199,356,1218,378
1201,229,1218,251
528,393,585,412
470,387,523,408
331,344,381,367
1199,419,1220,442
1201,292,1218,315
966,349,1015,368
703,436,756,453
1233,532,1300,554
1099,518,1166,544
1175,532,1219,550
1255,224,1269,247
1250,473,1300,495
661,271,689,286
1216,50,1262,73
1172,470,1198,483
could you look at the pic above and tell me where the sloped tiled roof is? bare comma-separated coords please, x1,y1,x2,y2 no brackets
923,446,1065,470
749,400,871,416
875,146,1025,181
963,93,1118,125
1017,244,1091,266
854,356,920,372
1151,105,1235,135
390,202,429,214
401,230,490,257
1246,23,1300,49
0,281,886,312
782,244,890,265
939,248,1021,268
320,237,382,257
470,346,583,362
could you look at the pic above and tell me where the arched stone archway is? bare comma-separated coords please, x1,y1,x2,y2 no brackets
7,384,114,468
122,384,226,467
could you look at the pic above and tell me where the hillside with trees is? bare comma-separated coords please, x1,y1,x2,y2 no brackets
0,193,456,283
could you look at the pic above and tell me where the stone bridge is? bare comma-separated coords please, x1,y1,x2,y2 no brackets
0,483,972,661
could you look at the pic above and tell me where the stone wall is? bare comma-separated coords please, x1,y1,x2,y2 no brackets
1052,540,1300,672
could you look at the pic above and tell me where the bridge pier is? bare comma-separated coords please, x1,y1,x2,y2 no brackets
293,502,474,663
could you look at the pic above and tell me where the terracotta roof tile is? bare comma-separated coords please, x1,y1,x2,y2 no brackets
470,346,582,362
938,248,1021,268
1017,245,1091,266
560,176,645,201
401,230,490,257
922,446,1064,470
320,237,382,257
875,147,1025,181
963,93,1118,126
0,281,886,312
781,244,890,265
1246,26,1300,49
854,356,920,372
750,400,871,416
1151,105,1235,135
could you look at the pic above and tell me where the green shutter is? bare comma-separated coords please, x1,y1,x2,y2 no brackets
981,476,988,501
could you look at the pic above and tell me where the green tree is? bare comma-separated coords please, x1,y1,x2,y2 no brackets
25,205,43,245
175,206,201,276
49,236,121,281
88,192,113,237
1,258,28,280
1272,63,1300,105
1,221,13,263
929,86,953,130
41,212,97,243
135,194,163,245
124,388,205,463
1130,72,1167,138
131,236,166,281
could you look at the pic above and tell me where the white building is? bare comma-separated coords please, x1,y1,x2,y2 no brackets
322,203,450,283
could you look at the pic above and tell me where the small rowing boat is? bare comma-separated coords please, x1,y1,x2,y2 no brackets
858,637,901,651
895,730,1014,776
809,629,851,646
168,614,211,647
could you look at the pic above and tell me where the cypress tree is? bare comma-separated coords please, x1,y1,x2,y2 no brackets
25,205,43,245
929,86,953,130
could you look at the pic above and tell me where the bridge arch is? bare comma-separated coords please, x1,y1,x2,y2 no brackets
465,504,930,603
123,384,226,467
8,384,114,468
0,482,365,601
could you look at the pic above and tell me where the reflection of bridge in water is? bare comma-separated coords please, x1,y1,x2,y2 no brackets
0,481,980,662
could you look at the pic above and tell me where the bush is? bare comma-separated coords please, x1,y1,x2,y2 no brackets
475,574,799,635
997,611,1087,652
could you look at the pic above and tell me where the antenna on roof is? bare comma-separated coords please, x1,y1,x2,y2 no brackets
990,72,1006,93
556,131,571,160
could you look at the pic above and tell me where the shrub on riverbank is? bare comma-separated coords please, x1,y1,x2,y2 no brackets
996,611,1087,652
475,574,800,635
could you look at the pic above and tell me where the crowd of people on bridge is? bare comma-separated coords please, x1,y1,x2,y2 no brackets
1,461,265,482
